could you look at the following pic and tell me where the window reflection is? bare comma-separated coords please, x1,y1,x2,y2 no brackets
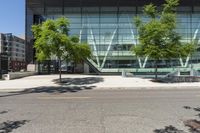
30,6,200,69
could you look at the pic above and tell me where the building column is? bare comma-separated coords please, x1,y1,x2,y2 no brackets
84,63,89,74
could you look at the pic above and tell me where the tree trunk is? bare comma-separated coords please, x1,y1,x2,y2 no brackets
74,63,77,73
47,60,50,74
38,61,40,75
72,62,75,74
59,59,62,83
155,60,158,80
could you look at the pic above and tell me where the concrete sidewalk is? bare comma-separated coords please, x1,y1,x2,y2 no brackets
0,74,199,92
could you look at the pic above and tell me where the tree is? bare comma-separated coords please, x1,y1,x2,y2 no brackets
32,17,71,82
131,0,195,79
65,36,92,73
32,17,92,81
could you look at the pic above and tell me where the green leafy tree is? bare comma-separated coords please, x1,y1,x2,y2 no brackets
32,17,71,82
32,17,92,80
132,0,195,79
66,36,92,73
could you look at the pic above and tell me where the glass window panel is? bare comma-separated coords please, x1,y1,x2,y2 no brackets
65,14,81,18
46,15,63,19
70,24,82,29
83,7,99,12
177,7,191,12
46,7,62,15
119,7,136,12
68,17,81,23
101,24,117,28
64,7,81,13
100,17,117,23
69,29,81,35
194,7,200,12
101,7,117,12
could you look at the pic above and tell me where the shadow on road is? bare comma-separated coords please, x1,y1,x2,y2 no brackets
0,111,8,114
0,86,96,98
183,106,200,133
154,106,200,133
154,125,185,133
22,86,96,93
0,120,29,133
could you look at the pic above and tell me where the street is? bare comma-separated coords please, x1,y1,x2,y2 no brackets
0,89,200,133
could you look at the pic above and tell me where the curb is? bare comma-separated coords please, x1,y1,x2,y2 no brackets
0,86,199,93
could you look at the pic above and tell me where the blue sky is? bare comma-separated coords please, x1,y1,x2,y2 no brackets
0,0,25,37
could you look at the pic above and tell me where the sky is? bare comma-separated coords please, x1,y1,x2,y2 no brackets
0,0,25,37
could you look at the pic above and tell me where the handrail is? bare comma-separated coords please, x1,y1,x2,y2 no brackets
85,59,101,75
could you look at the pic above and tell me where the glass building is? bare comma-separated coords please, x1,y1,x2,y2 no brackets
26,0,200,73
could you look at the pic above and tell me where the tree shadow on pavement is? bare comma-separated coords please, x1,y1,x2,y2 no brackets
183,106,200,133
153,106,200,133
183,106,200,119
0,77,104,98
22,86,96,94
0,86,96,98
0,111,8,114
0,120,29,133
154,125,186,133
52,77,104,86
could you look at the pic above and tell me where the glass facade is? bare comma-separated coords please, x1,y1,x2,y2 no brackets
26,0,200,73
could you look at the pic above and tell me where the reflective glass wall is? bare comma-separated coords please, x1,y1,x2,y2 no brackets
26,0,200,72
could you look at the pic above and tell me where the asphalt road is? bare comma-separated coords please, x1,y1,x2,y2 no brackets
0,89,200,133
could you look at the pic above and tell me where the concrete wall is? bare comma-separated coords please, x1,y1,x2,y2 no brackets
84,63,89,74
27,64,36,72
2,72,37,80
